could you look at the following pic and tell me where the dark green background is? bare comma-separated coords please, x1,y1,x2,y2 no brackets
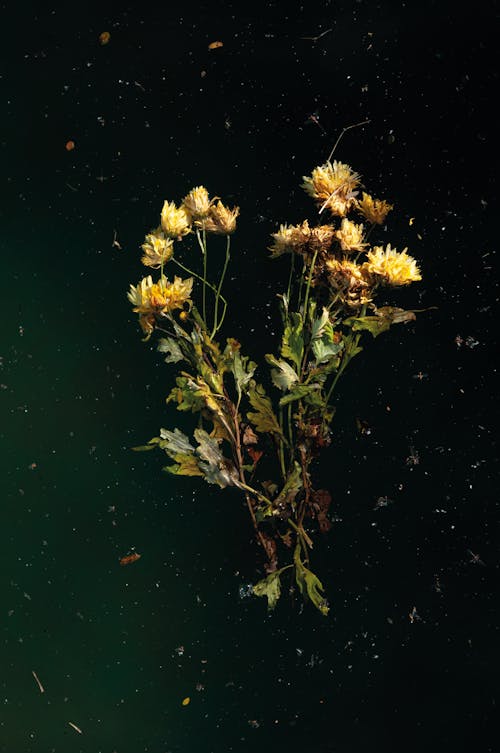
1,1,498,751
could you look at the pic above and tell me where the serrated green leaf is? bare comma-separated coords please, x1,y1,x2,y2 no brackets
193,428,239,488
294,543,329,616
224,338,256,400
167,376,206,413
281,312,304,370
157,337,184,364
158,427,195,455
247,381,284,438
344,307,416,338
252,570,282,611
163,453,204,477
312,337,343,365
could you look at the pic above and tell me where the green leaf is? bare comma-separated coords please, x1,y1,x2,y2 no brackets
167,376,206,413
158,427,195,455
294,544,329,616
163,453,204,477
274,461,302,507
281,312,304,370
310,308,344,365
310,306,330,341
265,354,299,392
224,338,256,400
157,337,184,364
312,337,343,365
344,307,417,338
252,570,282,611
193,428,239,488
247,380,284,439
131,437,160,451
278,384,320,407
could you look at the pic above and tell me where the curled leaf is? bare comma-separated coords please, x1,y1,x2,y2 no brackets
265,354,299,392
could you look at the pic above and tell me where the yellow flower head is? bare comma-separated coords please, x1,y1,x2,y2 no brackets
204,200,239,234
357,192,394,225
182,186,213,221
268,221,309,257
127,274,194,336
364,245,422,286
141,228,174,268
160,201,192,239
301,161,361,217
268,220,335,258
335,218,367,253
326,258,373,308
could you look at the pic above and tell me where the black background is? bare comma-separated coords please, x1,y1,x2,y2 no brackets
1,1,498,752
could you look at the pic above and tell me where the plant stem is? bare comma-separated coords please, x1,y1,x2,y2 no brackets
212,234,231,338
302,249,318,318
195,229,208,324
171,258,228,311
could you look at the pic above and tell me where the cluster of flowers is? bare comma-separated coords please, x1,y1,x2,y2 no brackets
127,188,239,336
269,160,421,310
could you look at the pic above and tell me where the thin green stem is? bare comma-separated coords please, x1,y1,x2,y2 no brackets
286,252,296,304
278,407,286,481
195,229,208,323
212,235,231,338
296,259,307,311
171,258,228,309
302,249,318,318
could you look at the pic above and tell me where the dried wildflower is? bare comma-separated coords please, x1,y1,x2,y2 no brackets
160,201,191,239
357,192,393,225
127,274,193,336
326,258,373,308
364,245,421,286
182,186,213,222
269,220,335,258
204,201,239,234
269,221,308,257
141,228,174,268
301,161,361,217
335,218,367,253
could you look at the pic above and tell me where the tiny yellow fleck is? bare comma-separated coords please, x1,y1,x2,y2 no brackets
182,697,190,706
409,217,414,226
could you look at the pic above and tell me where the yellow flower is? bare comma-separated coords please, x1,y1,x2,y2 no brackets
204,200,239,234
127,274,194,336
357,192,393,225
160,201,191,239
326,258,373,308
335,218,367,253
182,186,213,221
364,245,421,286
301,161,361,217
141,228,174,268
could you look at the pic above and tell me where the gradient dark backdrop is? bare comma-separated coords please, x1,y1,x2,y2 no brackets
1,1,498,752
